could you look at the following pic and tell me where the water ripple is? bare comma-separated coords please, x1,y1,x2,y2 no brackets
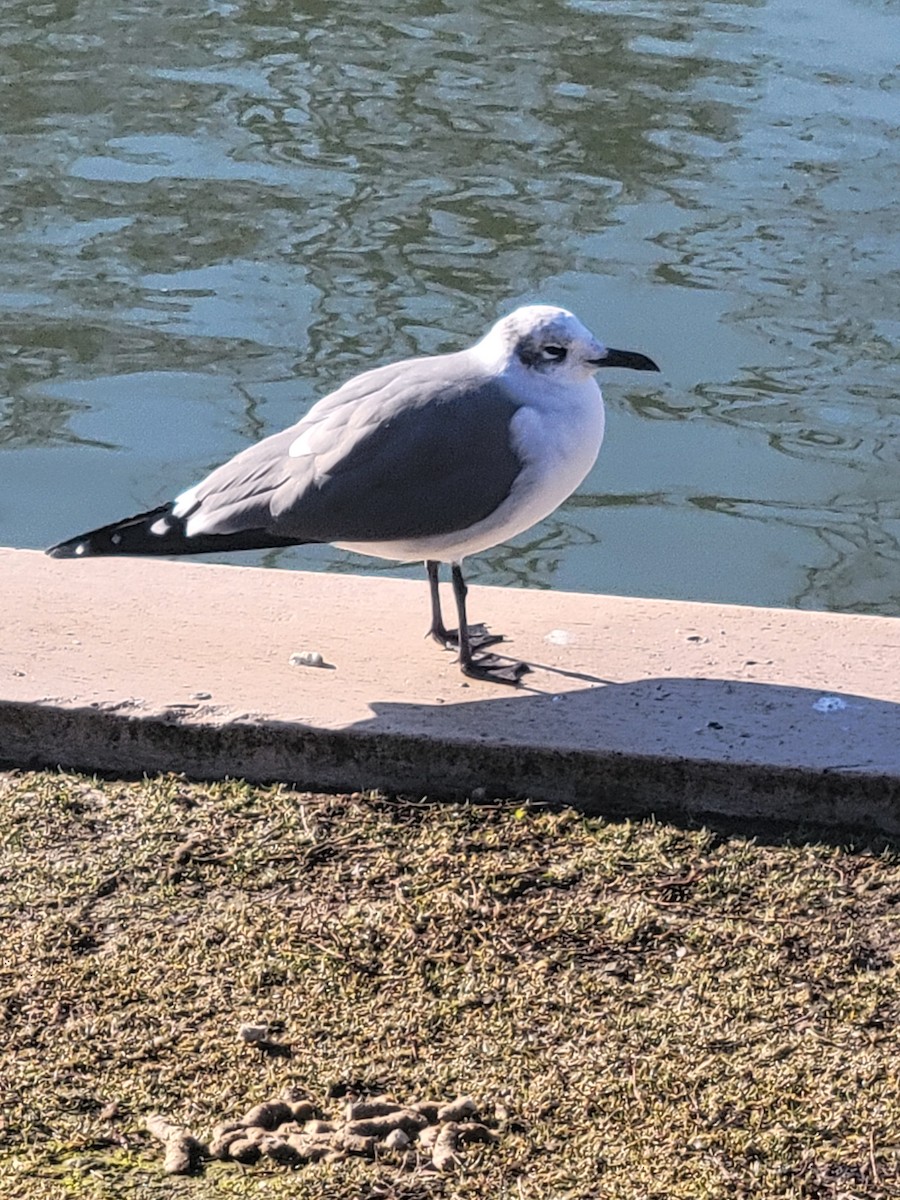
1,0,898,613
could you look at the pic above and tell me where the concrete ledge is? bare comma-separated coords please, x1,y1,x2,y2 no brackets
2,548,899,830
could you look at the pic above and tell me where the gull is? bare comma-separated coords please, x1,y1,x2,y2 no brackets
47,305,659,684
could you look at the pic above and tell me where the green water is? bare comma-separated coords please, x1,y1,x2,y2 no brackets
2,0,898,614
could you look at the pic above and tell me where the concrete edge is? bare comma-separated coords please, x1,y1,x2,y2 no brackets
3,699,899,834
3,549,899,833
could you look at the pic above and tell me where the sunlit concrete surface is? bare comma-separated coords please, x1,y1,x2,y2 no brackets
1,548,898,831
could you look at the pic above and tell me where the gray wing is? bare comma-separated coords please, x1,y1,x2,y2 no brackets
177,352,525,545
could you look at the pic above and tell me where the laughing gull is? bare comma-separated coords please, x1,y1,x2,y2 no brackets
47,305,659,684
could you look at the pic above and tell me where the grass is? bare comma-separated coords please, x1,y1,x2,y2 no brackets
1,770,899,1198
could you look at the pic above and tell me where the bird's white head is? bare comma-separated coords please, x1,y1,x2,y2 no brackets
471,304,660,382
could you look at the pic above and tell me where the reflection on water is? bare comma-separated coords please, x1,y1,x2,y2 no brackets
1,0,898,615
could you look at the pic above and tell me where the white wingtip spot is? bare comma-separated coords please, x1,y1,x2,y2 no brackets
75,543,85,556
149,518,170,536
111,533,122,545
172,484,199,518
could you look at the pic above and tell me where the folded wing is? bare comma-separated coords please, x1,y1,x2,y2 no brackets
48,353,526,558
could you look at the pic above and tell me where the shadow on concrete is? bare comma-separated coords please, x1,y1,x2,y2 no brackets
341,674,900,835
1,674,899,837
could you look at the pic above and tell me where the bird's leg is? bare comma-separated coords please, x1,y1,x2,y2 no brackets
425,560,503,651
451,563,529,685
426,560,454,646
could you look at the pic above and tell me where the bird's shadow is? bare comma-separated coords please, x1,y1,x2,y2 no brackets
343,673,900,843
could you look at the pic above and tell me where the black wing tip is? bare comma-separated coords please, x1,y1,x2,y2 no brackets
46,537,89,558
44,505,309,559
44,504,175,559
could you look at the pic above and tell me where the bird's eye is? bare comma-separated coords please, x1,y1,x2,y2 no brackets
542,345,567,361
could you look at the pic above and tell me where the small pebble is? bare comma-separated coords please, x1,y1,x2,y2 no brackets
289,650,325,668
238,1023,269,1043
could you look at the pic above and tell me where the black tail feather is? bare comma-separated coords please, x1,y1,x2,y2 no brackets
46,504,307,559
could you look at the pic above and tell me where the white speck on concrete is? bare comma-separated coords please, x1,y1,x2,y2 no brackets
545,629,572,645
813,695,848,714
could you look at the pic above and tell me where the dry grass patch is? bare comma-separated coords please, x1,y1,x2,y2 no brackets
1,770,899,1198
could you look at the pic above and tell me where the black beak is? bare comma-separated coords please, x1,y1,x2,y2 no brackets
591,347,660,372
